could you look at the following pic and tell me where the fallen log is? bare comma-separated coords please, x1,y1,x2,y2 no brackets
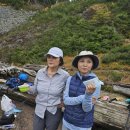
23,64,45,72
0,84,35,106
13,66,36,77
0,79,6,83
0,84,129,129
104,81,130,88
104,81,130,96
113,85,130,97
0,62,36,78
94,100,129,129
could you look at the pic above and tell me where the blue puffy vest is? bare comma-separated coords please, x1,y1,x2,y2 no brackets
64,73,95,128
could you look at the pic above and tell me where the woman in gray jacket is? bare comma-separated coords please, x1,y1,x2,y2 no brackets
30,47,69,130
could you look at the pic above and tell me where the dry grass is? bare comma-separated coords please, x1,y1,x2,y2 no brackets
64,55,130,84
64,56,73,68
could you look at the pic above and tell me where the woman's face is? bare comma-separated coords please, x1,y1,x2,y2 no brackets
47,55,60,68
77,56,93,75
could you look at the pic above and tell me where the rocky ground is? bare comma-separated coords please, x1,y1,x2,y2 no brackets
0,95,34,130
0,5,37,130
0,5,36,34
4,100,62,130
13,101,34,130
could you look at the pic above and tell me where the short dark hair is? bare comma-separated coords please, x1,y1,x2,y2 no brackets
59,57,64,66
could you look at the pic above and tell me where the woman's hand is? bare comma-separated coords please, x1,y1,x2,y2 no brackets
57,101,64,108
86,83,96,94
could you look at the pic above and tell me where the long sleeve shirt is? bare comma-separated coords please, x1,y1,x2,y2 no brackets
30,67,69,119
63,72,102,130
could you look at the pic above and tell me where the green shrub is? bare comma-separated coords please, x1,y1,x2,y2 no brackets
1,0,130,65
0,0,27,9
101,85,114,92
102,45,130,65
109,71,123,82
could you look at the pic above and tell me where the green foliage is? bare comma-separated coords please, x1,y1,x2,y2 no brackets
102,45,130,65
101,85,114,92
109,0,130,38
0,0,70,9
0,0,27,9
102,53,116,64
9,44,44,64
109,71,123,82
0,0,130,65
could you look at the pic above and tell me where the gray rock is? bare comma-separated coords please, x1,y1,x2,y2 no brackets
0,6,36,34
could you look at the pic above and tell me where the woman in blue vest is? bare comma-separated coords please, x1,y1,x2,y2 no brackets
62,50,102,130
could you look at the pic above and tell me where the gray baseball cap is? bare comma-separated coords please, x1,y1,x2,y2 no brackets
47,47,63,58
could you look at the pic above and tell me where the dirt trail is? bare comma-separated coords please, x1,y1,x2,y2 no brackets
9,101,34,130
8,100,62,130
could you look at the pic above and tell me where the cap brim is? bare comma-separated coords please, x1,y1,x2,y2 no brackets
46,52,60,58
72,55,99,70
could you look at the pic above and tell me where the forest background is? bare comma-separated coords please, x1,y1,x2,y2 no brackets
0,0,130,89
